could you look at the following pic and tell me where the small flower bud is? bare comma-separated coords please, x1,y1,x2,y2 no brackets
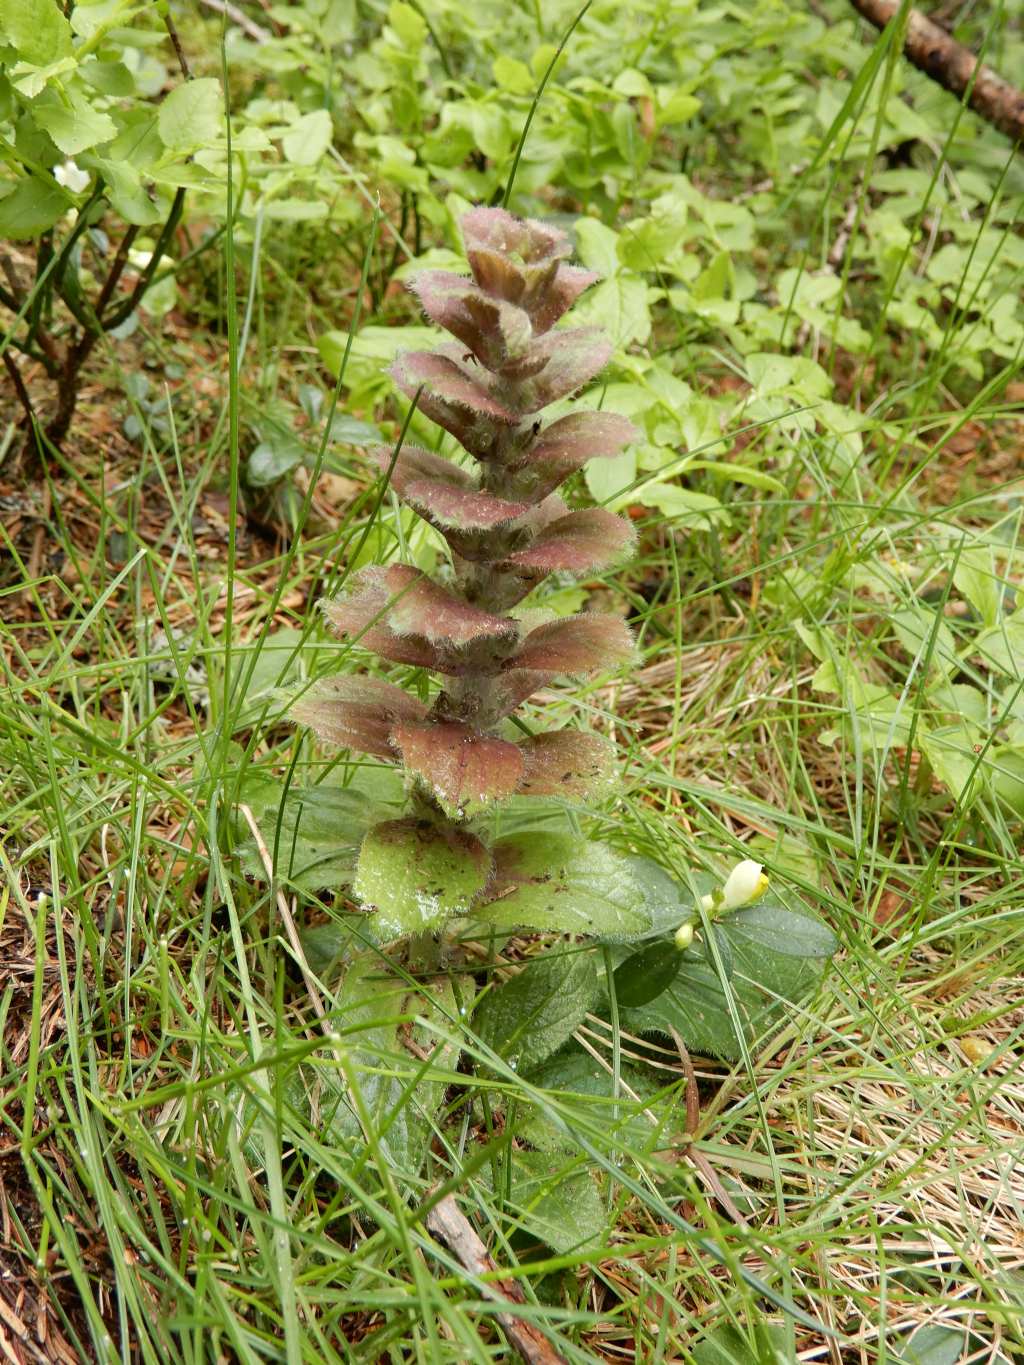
674,921,694,950
701,859,768,913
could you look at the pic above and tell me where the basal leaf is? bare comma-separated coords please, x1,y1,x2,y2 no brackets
519,1045,667,1153
322,956,458,1182
693,1323,789,1365
237,782,385,892
482,1150,606,1254
473,950,599,1072
475,835,651,940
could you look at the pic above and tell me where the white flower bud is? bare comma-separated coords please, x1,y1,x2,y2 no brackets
701,859,768,912
674,921,694,950
54,159,90,194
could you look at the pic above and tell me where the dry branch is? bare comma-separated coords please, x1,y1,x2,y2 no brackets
851,0,1024,143
424,1194,567,1365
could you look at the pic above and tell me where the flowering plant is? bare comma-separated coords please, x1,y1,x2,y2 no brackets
294,206,654,946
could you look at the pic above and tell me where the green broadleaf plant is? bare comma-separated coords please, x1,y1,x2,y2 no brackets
0,0,197,458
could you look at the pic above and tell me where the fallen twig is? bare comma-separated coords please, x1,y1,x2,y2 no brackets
424,1194,568,1365
850,0,1024,144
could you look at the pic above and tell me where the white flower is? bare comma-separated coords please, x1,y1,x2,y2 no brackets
54,159,90,194
701,859,768,912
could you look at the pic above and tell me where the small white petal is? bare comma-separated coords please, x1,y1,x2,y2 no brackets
54,159,90,194
720,859,768,910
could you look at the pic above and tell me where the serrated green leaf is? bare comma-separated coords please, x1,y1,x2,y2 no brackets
281,108,332,165
482,1149,606,1253
953,545,1001,627
891,604,958,677
975,612,1024,678
492,54,533,94
474,951,599,1071
0,0,72,66
157,77,224,152
0,175,65,238
475,836,651,941
32,88,116,154
91,157,163,225
572,274,650,347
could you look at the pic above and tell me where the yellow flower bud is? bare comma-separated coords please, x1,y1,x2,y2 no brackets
701,859,768,913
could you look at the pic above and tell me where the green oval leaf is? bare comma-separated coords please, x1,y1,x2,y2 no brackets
612,939,682,1007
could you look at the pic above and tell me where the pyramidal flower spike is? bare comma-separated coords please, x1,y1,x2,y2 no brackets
294,207,643,944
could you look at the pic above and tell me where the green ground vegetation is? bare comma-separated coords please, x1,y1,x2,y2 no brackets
1,1,1022,1361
